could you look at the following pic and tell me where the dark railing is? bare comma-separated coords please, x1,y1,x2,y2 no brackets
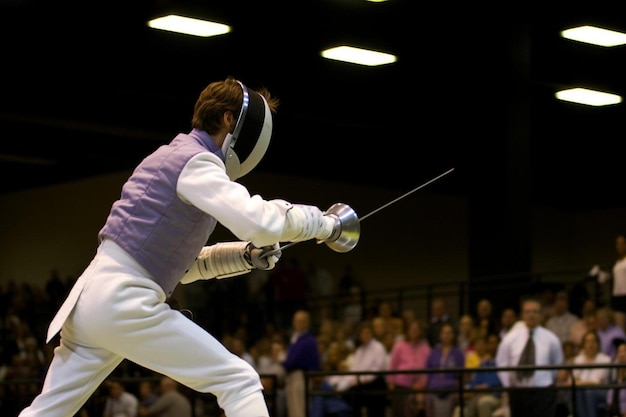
305,363,626,417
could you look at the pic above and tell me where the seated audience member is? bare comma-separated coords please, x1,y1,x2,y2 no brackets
103,379,139,417
555,340,578,417
569,330,612,417
497,307,518,340
425,323,465,417
427,298,455,348
545,291,579,344
464,334,491,377
606,341,626,417
452,334,502,417
138,380,158,409
570,308,597,347
387,319,431,417
596,307,626,359
457,314,478,354
331,322,389,417
474,298,498,338
375,300,404,341
257,338,288,417
138,376,191,417
310,341,353,417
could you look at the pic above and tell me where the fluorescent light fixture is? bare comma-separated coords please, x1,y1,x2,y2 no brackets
560,25,626,47
555,88,622,106
147,15,231,37
321,46,397,66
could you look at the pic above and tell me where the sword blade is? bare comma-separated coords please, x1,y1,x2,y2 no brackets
359,167,455,222
261,167,455,257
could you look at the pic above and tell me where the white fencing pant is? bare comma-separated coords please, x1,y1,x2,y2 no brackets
19,240,269,417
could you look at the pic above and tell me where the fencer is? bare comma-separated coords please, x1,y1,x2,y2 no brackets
19,76,348,417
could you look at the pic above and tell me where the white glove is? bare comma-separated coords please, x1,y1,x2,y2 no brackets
181,241,280,284
246,242,281,270
589,264,611,284
283,204,337,242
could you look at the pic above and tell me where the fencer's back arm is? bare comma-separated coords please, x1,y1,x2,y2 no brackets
180,241,253,284
180,241,281,284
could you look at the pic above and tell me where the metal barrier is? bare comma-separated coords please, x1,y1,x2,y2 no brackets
305,363,626,417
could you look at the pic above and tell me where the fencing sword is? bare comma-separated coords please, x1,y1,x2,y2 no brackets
261,167,455,258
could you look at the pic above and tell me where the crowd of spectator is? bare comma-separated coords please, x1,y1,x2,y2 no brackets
2,261,626,417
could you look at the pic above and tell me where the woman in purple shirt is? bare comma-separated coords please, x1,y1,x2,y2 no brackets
425,322,465,417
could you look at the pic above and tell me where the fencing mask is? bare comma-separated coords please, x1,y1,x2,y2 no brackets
221,81,273,180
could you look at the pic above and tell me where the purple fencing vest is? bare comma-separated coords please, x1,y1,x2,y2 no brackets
98,129,222,296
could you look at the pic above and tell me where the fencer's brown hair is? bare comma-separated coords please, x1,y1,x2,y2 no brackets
191,76,279,134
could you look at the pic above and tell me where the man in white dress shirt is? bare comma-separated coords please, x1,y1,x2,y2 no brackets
496,297,563,417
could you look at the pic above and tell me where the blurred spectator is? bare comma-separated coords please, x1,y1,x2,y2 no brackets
401,308,417,329
474,298,498,338
555,340,578,417
310,341,353,417
457,314,478,355
424,323,465,417
570,330,611,417
595,307,626,359
593,232,626,331
387,319,431,417
138,376,191,417
257,338,287,417
545,291,579,344
452,333,502,417
538,286,558,323
606,341,626,417
498,308,518,340
464,333,489,374
375,300,404,341
18,336,46,379
336,321,388,417
138,381,158,409
372,317,392,346
495,296,563,417
332,323,356,358
102,379,138,417
570,300,598,346
427,298,455,347
227,335,255,368
283,309,321,417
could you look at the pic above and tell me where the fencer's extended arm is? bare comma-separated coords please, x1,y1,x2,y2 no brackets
280,204,340,243
180,241,280,284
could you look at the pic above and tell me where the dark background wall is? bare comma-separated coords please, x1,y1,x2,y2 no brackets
0,169,624,318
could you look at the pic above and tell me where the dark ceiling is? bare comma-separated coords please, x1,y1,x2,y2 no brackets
1,1,625,212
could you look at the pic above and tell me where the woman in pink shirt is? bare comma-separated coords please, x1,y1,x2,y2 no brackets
387,319,431,417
